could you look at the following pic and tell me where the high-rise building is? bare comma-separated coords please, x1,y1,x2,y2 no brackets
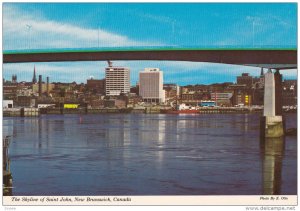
139,68,165,103
32,65,37,84
105,65,130,96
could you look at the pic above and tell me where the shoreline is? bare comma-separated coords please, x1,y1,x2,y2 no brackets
3,107,296,117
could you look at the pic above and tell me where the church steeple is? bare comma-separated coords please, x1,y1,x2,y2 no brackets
32,65,37,83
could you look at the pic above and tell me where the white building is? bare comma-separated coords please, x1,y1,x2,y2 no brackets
3,100,13,108
105,66,130,96
139,68,165,103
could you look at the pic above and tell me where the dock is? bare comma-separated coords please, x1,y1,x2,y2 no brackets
197,107,262,114
3,106,295,117
3,108,40,117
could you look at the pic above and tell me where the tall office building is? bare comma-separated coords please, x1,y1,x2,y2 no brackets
105,65,130,96
139,68,165,103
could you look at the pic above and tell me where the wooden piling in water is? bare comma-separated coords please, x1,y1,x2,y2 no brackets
3,136,13,196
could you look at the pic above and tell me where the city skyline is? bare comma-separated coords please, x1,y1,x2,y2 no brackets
2,3,297,85
3,61,297,86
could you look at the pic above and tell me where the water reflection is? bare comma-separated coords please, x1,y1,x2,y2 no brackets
244,114,249,132
3,114,297,195
38,118,42,148
260,137,285,195
157,117,166,166
105,120,125,148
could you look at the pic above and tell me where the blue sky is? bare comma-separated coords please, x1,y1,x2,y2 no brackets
2,3,297,85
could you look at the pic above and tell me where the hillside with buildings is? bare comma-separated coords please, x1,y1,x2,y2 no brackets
3,63,297,113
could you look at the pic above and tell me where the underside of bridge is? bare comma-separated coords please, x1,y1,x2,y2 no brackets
3,49,297,69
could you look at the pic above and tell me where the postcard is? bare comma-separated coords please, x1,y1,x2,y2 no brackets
2,2,297,209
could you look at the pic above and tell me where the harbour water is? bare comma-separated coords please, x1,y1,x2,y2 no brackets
2,113,297,195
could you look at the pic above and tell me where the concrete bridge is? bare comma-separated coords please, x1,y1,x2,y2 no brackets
3,46,297,137
3,46,297,67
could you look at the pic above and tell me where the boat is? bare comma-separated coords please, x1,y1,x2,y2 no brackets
162,103,200,114
164,109,199,114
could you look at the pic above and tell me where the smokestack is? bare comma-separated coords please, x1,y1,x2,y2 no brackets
46,76,49,96
38,75,42,96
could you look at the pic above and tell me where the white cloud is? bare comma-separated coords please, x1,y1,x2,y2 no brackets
2,5,296,85
3,5,162,50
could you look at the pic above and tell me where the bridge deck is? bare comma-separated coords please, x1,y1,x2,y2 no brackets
3,47,297,68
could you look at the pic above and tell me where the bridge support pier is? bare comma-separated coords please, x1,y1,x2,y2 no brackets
260,69,284,138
